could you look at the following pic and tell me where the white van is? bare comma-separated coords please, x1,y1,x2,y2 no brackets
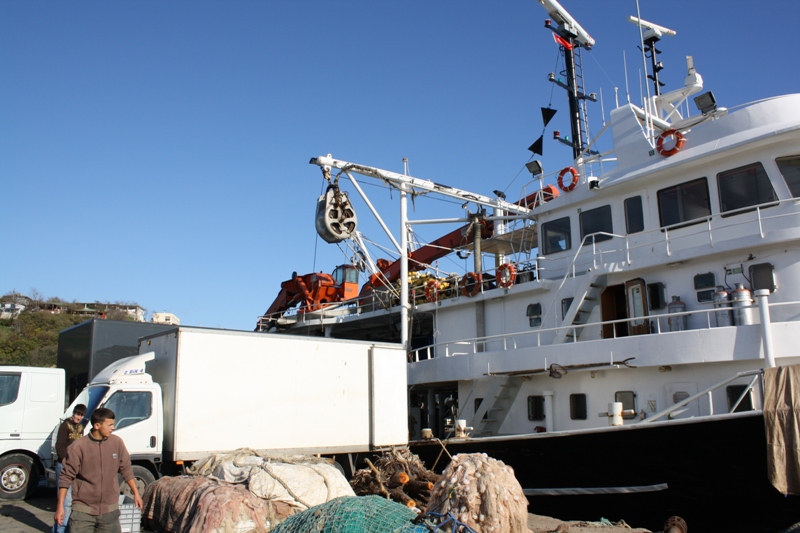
0,366,65,499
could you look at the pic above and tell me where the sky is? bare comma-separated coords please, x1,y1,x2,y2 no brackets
3,0,799,331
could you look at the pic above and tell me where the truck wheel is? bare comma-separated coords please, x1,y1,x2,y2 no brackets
119,465,156,498
0,454,38,500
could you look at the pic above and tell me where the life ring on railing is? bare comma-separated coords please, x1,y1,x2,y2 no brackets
557,167,579,192
460,272,482,297
496,263,516,288
424,278,440,302
656,129,685,157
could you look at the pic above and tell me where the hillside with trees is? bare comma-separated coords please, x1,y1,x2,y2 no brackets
0,291,140,367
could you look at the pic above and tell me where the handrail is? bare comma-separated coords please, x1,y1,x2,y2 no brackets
639,369,764,424
538,230,628,328
409,298,800,361
535,197,800,280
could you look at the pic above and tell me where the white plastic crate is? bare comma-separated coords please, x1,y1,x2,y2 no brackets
118,495,142,533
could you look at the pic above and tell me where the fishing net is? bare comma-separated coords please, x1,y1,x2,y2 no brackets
143,450,356,533
270,495,437,533
425,453,528,533
142,475,295,533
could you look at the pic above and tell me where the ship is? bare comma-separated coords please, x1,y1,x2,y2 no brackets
258,1,800,531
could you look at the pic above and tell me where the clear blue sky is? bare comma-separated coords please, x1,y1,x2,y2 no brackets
3,1,798,330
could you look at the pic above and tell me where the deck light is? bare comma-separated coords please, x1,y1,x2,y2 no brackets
525,160,544,177
694,91,717,115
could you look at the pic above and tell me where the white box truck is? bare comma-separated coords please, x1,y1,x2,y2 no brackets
59,327,407,494
0,366,65,499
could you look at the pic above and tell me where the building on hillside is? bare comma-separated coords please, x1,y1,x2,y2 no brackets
151,312,180,326
0,302,25,320
37,301,146,322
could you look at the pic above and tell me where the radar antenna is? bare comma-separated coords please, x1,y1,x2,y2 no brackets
628,16,677,96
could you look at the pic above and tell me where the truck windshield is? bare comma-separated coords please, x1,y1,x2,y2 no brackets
66,385,110,425
0,373,21,406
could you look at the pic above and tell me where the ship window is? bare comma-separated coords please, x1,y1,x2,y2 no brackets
526,303,542,327
579,205,613,244
0,372,21,406
657,178,711,228
672,391,690,404
624,196,644,234
561,298,573,320
474,398,487,420
749,263,775,293
570,393,587,420
527,396,545,421
648,282,666,309
726,384,754,413
615,391,637,419
718,162,777,216
541,217,572,255
694,272,715,290
776,155,800,197
696,290,715,303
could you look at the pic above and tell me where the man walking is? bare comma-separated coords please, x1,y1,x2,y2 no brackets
54,408,143,533
52,403,86,533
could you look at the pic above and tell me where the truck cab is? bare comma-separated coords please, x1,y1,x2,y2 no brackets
60,353,163,496
0,366,65,499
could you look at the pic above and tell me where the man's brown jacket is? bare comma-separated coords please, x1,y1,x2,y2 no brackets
59,433,135,515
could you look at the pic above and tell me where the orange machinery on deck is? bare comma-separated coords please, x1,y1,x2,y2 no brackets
258,185,559,326
262,265,360,319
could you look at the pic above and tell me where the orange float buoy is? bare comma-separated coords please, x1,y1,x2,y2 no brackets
496,263,516,288
557,167,579,192
656,129,685,157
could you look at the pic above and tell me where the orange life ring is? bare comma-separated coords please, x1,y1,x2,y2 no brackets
656,129,685,157
460,272,482,297
424,278,440,302
557,167,579,192
496,263,516,288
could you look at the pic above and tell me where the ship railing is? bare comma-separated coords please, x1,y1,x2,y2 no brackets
639,368,764,424
535,198,800,282
536,231,628,329
409,297,800,361
260,200,799,330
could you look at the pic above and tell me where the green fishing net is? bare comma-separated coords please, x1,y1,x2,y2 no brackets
271,495,437,533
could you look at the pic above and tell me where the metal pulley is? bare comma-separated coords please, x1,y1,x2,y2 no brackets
315,184,358,244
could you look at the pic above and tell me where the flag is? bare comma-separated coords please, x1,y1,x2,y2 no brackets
541,107,557,127
528,135,544,155
553,34,572,50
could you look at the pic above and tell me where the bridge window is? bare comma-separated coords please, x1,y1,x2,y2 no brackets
657,178,710,228
624,196,644,234
776,155,800,197
579,205,613,243
541,217,572,255
718,162,777,216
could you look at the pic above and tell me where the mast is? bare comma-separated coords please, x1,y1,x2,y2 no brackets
538,0,596,161
627,15,677,98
